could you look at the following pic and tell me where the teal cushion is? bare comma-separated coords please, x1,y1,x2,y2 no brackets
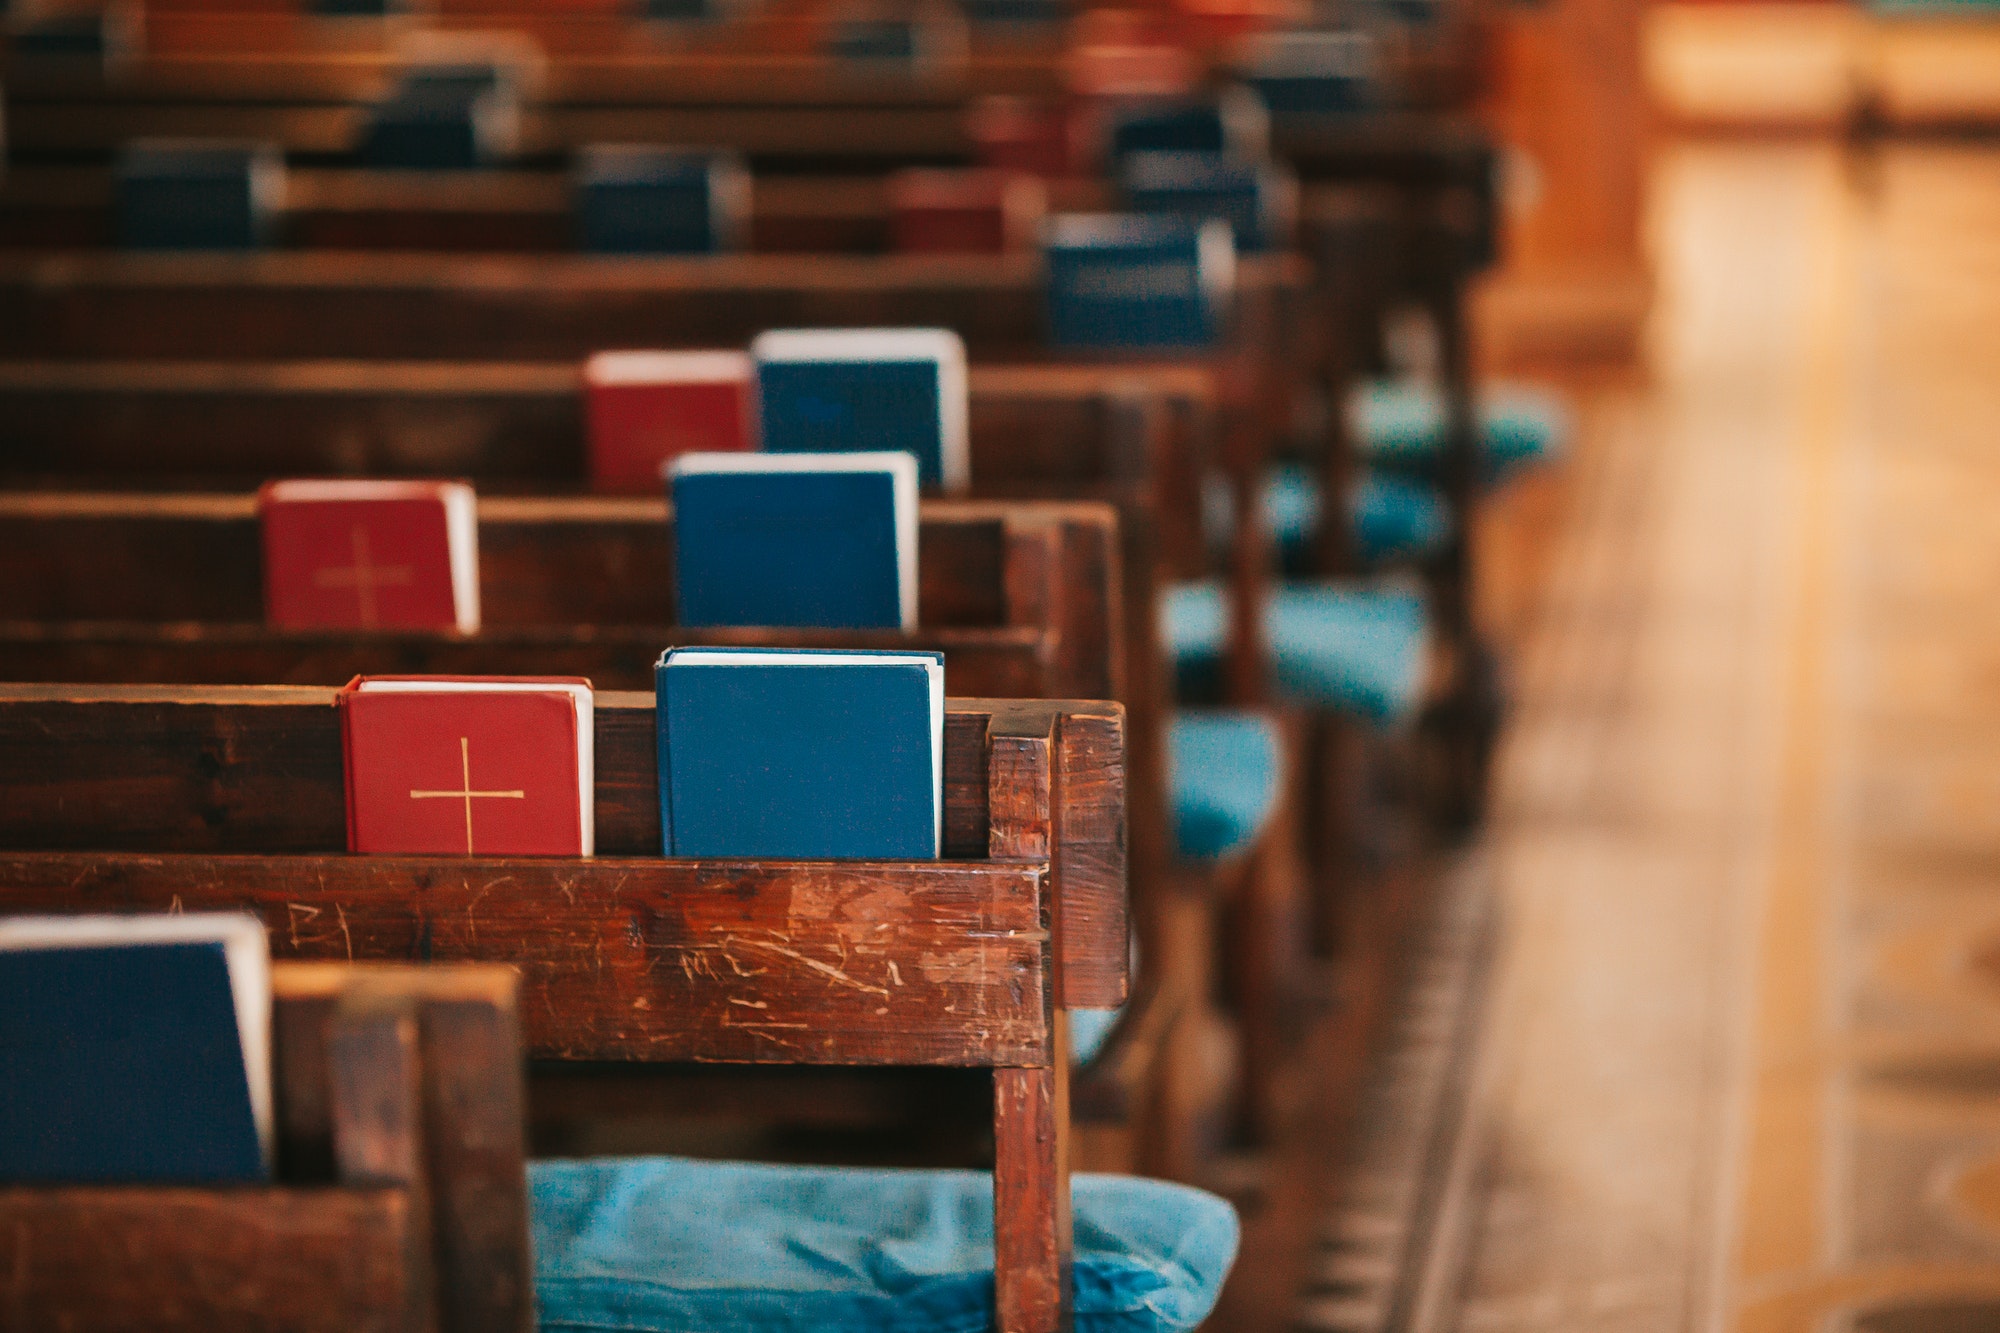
1351,472,1452,563
1161,580,1430,723
1347,379,1570,482
1166,710,1282,859
530,1157,1240,1333
1070,1008,1123,1065
1259,465,1453,567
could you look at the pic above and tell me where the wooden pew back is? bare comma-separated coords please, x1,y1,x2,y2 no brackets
0,685,1127,1011
0,493,1122,701
0,962,530,1333
0,251,1305,364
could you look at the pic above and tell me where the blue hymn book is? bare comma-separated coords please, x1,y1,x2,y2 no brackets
0,914,273,1183
751,328,971,494
656,647,944,858
670,451,919,630
575,145,750,254
1104,88,1269,165
116,139,284,251
361,64,521,169
1043,212,1236,349
1121,150,1297,254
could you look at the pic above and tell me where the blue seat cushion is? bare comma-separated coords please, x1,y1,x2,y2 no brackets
1161,580,1430,723
1070,1008,1124,1065
531,1157,1240,1333
1259,465,1453,569
1166,710,1282,860
1347,379,1570,482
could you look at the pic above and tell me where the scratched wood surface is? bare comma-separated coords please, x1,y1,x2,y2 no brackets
0,853,1055,1065
0,495,1120,701
0,251,1304,365
0,686,1127,1009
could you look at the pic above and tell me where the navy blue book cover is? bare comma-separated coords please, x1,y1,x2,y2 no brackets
673,466,908,629
757,361,946,486
1109,102,1232,160
1122,152,1287,253
117,142,276,251
657,648,942,858
0,941,266,1183
1045,214,1231,349
577,147,743,254
363,68,513,169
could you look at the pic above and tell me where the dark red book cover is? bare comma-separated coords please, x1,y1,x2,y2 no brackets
340,677,594,857
260,480,479,632
888,168,1046,255
966,95,1087,177
585,350,755,493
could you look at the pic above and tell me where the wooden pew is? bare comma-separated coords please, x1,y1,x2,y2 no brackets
0,688,1114,1332
0,250,1304,365
0,358,1306,1161
0,164,1116,253
0,494,1119,702
2,961,531,1333
0,251,1305,709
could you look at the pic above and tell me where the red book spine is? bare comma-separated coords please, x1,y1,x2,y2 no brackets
338,676,364,854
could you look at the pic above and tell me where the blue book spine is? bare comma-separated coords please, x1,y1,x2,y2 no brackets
1108,105,1230,162
1122,153,1281,252
757,361,946,487
1044,217,1228,349
656,655,939,858
576,149,744,254
672,470,904,629
362,71,514,169
117,144,278,251
0,942,265,1184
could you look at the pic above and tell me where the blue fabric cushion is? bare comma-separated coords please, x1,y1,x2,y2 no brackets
1161,580,1430,723
531,1157,1240,1333
1258,465,1453,568
1351,472,1453,563
1347,379,1570,482
1070,1008,1123,1066
1166,710,1282,860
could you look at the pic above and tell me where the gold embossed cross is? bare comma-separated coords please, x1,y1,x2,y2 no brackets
313,525,413,627
409,736,525,854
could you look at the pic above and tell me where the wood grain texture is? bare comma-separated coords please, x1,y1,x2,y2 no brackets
0,494,1117,700
0,252,1305,363
0,360,1217,492
0,166,1116,256
0,852,1053,1066
0,1186,427,1333
0,686,1124,1008
0,494,1017,629
994,1061,1074,1333
274,964,533,1333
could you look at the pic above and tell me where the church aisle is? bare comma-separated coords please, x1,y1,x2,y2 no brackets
1414,140,2000,1332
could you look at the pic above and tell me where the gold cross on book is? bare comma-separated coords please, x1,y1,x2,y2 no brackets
409,737,525,854
313,525,414,627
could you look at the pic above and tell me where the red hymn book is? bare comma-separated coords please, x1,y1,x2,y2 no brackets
260,479,480,633
341,677,596,857
888,168,1047,255
584,350,755,492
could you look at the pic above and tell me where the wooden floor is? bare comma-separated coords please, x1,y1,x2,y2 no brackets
1345,138,2000,1332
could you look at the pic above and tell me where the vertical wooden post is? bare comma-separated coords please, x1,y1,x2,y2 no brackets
988,715,1074,1333
327,990,436,1333
994,1048,1074,1333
